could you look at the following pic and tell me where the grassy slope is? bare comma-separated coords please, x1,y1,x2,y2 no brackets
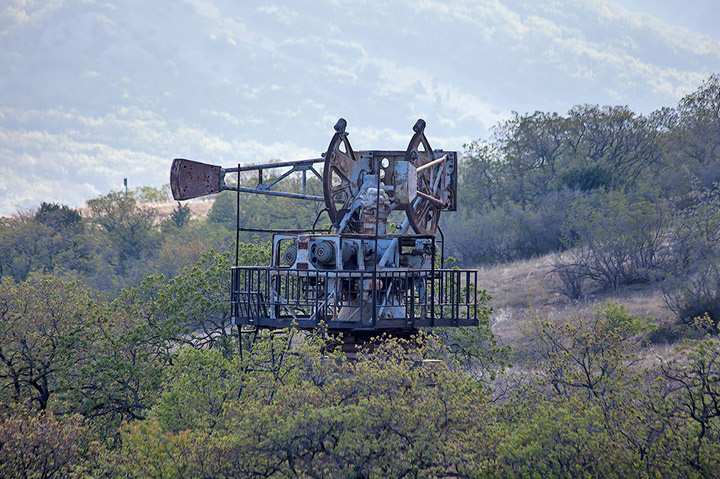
477,252,675,356
144,198,678,359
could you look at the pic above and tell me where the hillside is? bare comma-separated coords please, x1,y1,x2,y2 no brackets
78,198,215,220
480,252,673,345
142,199,215,218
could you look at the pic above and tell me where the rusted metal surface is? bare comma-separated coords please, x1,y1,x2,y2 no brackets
404,120,440,234
171,157,327,202
170,118,470,338
170,158,223,200
171,119,457,233
322,118,365,227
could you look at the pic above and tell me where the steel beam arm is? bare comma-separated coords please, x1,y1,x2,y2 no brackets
171,157,325,201
226,186,324,202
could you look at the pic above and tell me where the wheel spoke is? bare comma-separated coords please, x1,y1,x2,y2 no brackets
323,119,359,227
405,120,443,235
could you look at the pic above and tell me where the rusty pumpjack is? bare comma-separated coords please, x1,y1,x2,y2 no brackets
170,118,479,348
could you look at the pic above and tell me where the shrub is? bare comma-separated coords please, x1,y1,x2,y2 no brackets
663,181,720,326
0,409,88,479
555,190,669,293
444,190,577,266
558,164,613,192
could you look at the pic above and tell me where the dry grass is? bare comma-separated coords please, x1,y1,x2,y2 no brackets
477,253,563,312
476,252,675,347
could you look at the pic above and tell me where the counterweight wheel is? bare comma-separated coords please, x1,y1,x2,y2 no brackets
405,119,442,235
323,118,360,228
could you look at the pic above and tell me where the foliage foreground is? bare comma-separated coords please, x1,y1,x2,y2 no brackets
1,272,720,478
0,74,719,477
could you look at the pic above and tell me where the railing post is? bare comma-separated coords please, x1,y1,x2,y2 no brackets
430,269,436,327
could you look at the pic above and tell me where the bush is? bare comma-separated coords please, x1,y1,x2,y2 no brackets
0,409,88,479
444,190,578,266
558,164,613,192
554,190,669,294
116,333,499,478
663,181,720,326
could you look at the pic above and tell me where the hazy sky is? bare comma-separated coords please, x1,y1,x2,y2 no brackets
0,0,718,215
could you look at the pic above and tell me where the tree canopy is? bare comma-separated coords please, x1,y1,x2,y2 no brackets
1,74,720,478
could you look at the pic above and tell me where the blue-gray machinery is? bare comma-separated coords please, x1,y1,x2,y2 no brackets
170,119,479,341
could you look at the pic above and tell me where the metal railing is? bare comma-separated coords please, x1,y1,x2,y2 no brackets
231,267,479,330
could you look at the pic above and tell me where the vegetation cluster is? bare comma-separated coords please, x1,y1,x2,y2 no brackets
1,269,720,477
0,75,719,477
445,75,720,333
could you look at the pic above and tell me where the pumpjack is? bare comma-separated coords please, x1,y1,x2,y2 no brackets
170,118,479,346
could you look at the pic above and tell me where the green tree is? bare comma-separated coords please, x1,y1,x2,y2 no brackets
0,204,100,283
458,140,505,210
207,174,327,244
153,349,243,432
152,221,230,279
567,104,660,189
118,333,501,478
168,201,191,229
86,191,159,272
0,213,48,280
491,110,571,209
0,408,89,479
525,302,650,401
132,185,171,203
161,244,270,356
507,303,699,477
68,275,189,440
661,339,720,473
35,202,82,230
0,276,94,410
658,74,720,195
663,180,720,326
